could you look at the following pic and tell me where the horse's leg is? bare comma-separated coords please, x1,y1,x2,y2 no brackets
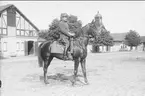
72,58,79,85
80,58,89,85
43,56,53,84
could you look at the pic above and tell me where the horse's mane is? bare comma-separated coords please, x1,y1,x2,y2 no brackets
73,26,89,49
73,36,85,49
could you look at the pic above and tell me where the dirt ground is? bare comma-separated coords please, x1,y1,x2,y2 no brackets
1,51,145,96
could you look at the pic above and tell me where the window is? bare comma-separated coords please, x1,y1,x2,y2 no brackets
16,30,20,35
3,29,7,35
33,31,36,36
25,31,29,36
16,42,20,51
3,42,7,52
21,30,25,36
21,42,24,51
29,31,33,36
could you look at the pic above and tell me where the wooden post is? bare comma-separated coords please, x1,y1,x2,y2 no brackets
24,41,28,56
34,41,38,56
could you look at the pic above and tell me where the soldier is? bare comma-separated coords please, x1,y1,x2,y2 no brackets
58,13,75,60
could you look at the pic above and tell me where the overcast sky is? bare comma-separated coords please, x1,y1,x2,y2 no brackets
1,1,145,36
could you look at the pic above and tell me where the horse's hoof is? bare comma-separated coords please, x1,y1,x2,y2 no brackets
84,80,89,85
72,82,76,86
84,82,89,85
71,80,76,86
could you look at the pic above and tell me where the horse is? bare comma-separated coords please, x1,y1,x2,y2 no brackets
38,24,97,85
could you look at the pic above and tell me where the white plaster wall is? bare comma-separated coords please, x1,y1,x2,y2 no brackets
137,43,144,51
87,45,92,53
1,37,16,57
1,37,37,57
99,46,107,52
110,44,121,52
7,26,16,36
15,37,37,56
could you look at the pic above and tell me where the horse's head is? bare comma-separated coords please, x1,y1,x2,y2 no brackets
82,23,99,41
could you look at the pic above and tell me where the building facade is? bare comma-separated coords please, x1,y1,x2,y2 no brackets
110,33,130,52
0,4,39,57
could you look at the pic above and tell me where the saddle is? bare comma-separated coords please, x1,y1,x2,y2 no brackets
49,40,72,54
49,41,65,54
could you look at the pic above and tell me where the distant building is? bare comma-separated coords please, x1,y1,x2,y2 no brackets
110,33,130,52
0,4,39,57
138,36,145,51
106,33,145,52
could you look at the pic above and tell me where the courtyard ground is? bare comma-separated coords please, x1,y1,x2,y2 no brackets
0,51,145,96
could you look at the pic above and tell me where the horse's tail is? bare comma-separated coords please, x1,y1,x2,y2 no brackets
38,43,43,67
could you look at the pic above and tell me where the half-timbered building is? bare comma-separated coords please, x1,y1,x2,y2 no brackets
0,4,39,57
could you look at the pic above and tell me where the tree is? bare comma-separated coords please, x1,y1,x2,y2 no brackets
38,13,82,41
38,29,48,39
91,30,114,52
49,18,60,31
125,30,141,50
38,19,60,41
99,31,114,46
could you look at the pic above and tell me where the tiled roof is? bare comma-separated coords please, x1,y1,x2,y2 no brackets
140,36,145,42
111,33,145,43
0,4,39,31
0,4,12,13
110,33,127,41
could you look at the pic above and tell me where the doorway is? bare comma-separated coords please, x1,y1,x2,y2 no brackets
28,41,34,55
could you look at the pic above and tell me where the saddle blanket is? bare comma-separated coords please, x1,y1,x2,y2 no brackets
50,41,64,53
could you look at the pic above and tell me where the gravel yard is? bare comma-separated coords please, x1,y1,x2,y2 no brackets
1,51,145,96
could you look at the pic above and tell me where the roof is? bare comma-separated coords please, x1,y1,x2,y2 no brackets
0,4,12,13
110,33,127,41
140,36,145,42
0,4,39,31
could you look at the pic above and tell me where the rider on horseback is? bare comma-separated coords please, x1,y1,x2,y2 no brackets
58,13,75,60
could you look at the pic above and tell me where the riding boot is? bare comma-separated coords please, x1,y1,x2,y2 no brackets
63,47,68,60
70,38,73,53
66,39,73,60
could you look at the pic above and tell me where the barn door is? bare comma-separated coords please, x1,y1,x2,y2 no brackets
34,41,38,56
24,41,28,56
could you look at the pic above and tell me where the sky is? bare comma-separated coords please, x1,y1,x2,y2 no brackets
1,1,145,36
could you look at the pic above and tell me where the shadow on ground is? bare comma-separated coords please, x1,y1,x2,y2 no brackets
21,73,85,86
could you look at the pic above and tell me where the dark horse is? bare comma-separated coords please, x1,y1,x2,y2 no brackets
38,24,97,85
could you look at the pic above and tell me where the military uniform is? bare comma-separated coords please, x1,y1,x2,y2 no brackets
58,20,70,51
58,13,75,60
